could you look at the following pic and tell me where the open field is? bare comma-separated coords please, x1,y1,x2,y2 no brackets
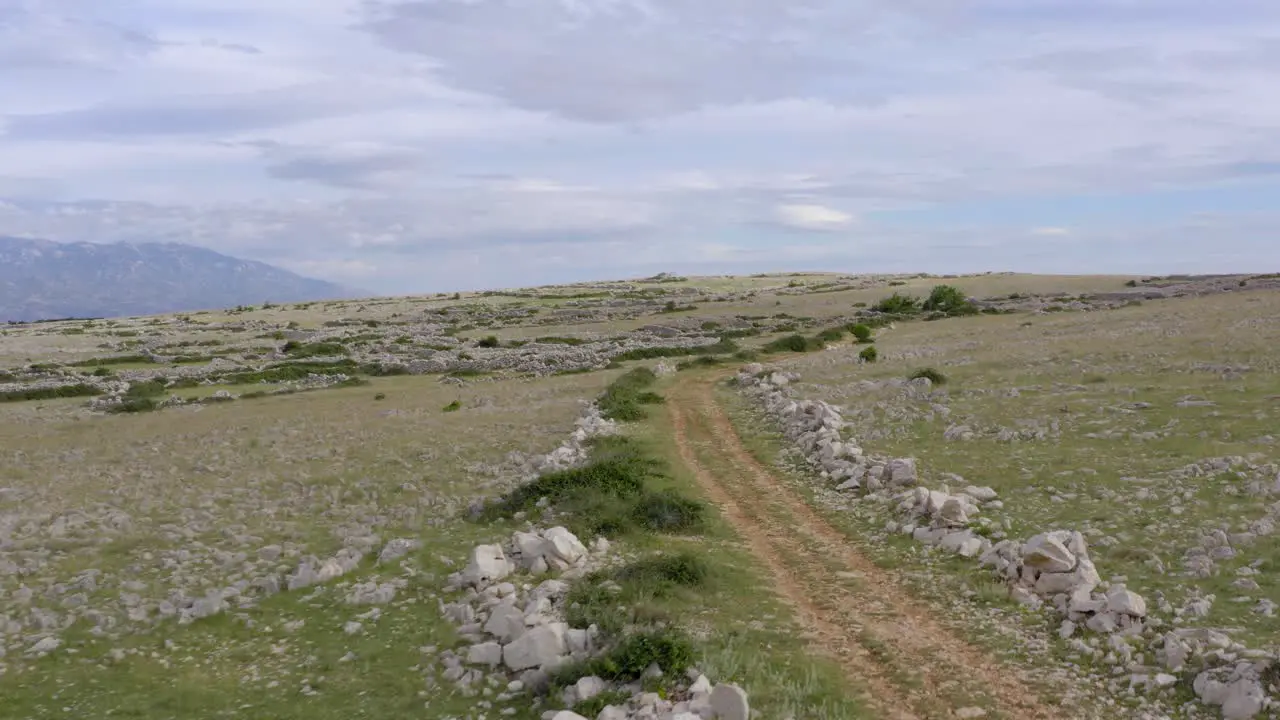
2,271,1279,720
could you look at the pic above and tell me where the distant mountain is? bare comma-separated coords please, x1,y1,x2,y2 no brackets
0,237,362,322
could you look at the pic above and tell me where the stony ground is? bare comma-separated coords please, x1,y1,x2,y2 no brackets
2,271,1277,719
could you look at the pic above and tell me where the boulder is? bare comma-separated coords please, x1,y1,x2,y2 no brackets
709,683,750,720
462,544,514,588
502,623,568,671
1021,534,1077,574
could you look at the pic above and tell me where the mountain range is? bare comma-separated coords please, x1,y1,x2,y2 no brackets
0,236,361,322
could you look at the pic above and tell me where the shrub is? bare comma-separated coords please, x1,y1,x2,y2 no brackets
442,400,461,412
632,490,705,532
106,397,159,414
859,345,878,363
615,552,709,591
598,368,664,421
67,354,155,367
485,436,654,514
124,380,168,398
871,292,921,315
675,356,724,370
921,284,978,317
0,383,100,403
477,335,500,348
762,334,813,353
574,691,633,719
849,323,873,342
535,336,587,346
909,367,947,384
610,338,738,363
281,341,348,358
596,629,695,681
813,327,845,344
374,393,387,400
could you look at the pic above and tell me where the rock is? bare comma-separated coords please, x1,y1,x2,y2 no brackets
1105,586,1147,617
462,544,514,588
502,624,568,671
1021,534,1077,574
27,636,60,654
886,458,918,486
963,486,999,502
542,527,588,566
709,683,750,720
378,538,420,564
484,602,527,644
346,581,397,605
549,712,589,720
466,642,503,667
573,675,607,702
937,497,969,525
955,709,988,719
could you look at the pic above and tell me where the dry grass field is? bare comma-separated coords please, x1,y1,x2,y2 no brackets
1,271,1276,720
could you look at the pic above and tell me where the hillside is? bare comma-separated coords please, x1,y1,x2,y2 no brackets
0,236,357,322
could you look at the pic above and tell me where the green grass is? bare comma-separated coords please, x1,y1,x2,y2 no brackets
598,367,665,421
0,382,101,403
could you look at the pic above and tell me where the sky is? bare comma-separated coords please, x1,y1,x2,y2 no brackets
2,0,1279,294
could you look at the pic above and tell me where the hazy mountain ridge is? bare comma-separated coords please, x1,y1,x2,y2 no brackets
0,237,359,322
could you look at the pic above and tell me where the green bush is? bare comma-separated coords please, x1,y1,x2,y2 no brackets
859,345,878,363
67,354,155,367
484,436,656,519
105,397,159,414
609,338,738,363
598,368,664,421
813,327,845,344
909,367,947,384
632,490,705,532
221,359,358,384
124,380,167,399
849,323,873,342
0,383,101,403
443,400,462,412
675,356,724,370
596,629,695,680
477,335,500,348
762,334,813,353
281,341,348,358
871,292,920,315
921,284,978,317
615,552,709,591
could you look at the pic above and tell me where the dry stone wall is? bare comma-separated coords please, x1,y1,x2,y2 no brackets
733,363,1275,720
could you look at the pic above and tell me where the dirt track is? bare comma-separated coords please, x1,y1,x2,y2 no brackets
667,375,1069,720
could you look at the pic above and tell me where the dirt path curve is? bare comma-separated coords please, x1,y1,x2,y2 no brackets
667,374,1068,720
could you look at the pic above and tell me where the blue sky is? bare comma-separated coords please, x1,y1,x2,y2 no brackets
2,0,1279,293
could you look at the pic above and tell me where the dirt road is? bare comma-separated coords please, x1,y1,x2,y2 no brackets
667,375,1069,720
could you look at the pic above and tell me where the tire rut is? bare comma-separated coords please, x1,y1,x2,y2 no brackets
667,375,1068,720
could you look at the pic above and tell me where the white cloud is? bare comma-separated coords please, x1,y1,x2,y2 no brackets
2,0,1280,290
775,204,857,232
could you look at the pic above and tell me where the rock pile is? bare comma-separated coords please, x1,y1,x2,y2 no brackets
532,403,619,474
437,527,751,720
734,363,1276,719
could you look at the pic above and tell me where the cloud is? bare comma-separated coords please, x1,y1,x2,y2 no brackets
2,0,1280,292
775,204,857,232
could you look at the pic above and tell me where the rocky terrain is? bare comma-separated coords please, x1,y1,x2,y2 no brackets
1,270,1277,719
